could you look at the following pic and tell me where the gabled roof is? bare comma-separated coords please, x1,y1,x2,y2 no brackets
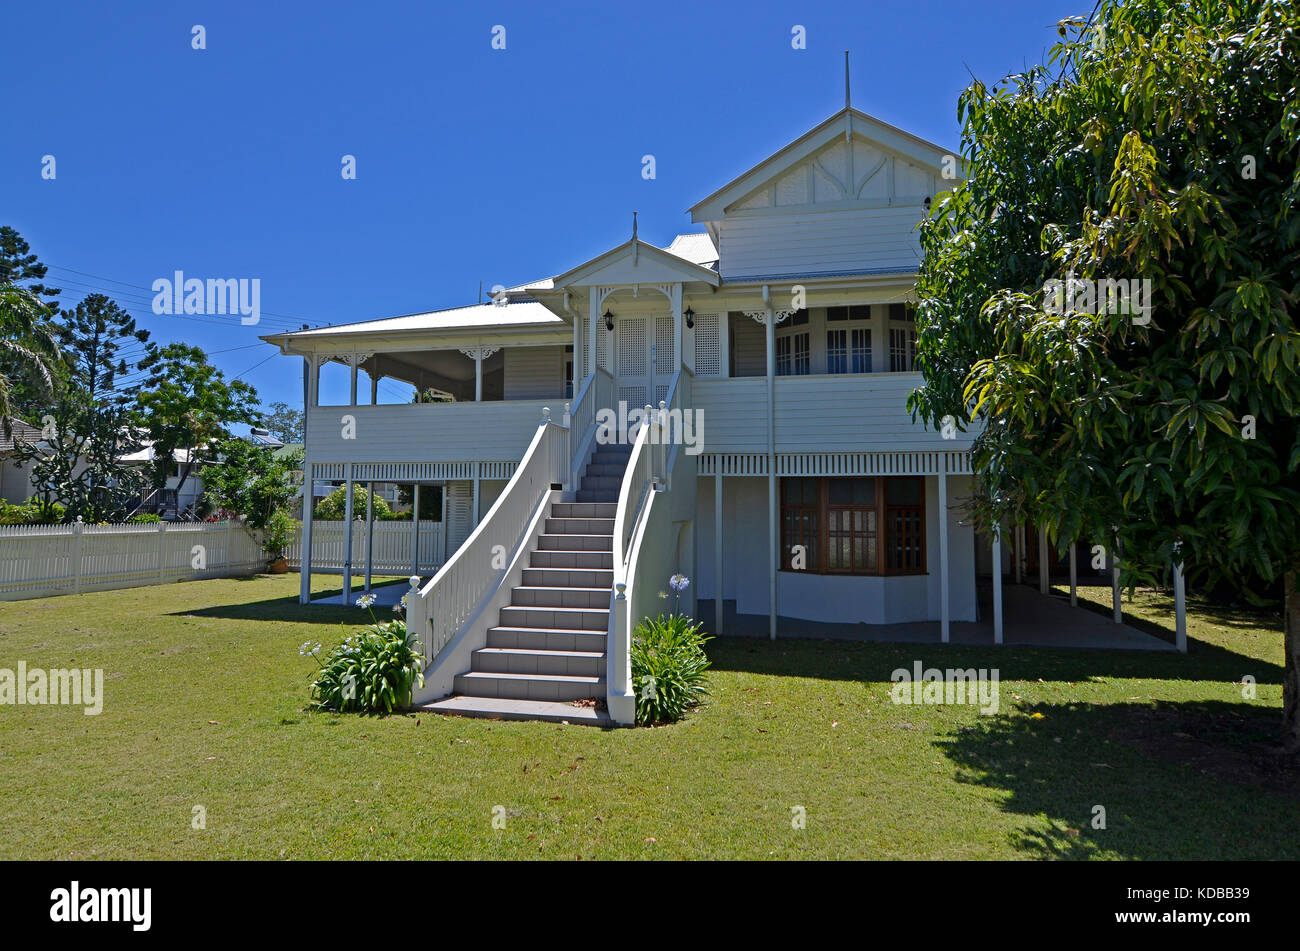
549,236,722,289
0,418,42,453
688,106,959,222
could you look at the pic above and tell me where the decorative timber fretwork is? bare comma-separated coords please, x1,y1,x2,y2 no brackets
457,347,500,361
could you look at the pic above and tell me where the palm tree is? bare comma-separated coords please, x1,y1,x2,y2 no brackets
0,283,58,436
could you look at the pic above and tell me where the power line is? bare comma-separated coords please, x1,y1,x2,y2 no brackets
46,264,322,325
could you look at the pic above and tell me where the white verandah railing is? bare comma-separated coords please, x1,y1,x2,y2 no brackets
284,520,445,574
405,408,570,669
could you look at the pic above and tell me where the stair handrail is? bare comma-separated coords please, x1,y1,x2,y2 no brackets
567,367,614,489
606,366,691,724
406,407,569,669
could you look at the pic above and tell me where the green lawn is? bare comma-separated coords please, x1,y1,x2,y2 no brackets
0,574,1295,859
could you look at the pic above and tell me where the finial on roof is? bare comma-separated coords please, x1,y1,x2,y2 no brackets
844,51,853,144
632,211,639,264
632,211,638,240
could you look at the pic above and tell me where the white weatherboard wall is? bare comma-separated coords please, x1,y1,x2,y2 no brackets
719,205,925,279
693,375,978,454
306,400,553,464
0,521,264,601
503,347,565,400
696,474,976,625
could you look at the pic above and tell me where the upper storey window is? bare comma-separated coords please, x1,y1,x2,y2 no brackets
889,303,918,372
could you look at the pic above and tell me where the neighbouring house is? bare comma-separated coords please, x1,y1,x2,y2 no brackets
0,419,45,505
262,102,990,724
118,444,211,519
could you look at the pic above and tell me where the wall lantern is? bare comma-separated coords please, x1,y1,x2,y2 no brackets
604,309,615,332
684,306,695,330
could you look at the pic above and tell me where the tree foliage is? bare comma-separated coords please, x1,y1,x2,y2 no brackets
198,438,302,529
15,294,157,521
135,343,260,495
909,0,1300,745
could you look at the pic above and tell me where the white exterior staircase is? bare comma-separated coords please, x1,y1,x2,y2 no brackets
417,444,631,725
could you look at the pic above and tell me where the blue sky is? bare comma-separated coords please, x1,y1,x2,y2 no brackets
3,0,1070,414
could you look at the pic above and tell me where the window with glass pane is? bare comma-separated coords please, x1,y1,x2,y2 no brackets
826,308,871,374
826,478,876,572
781,478,819,569
886,477,924,571
776,331,809,376
889,303,917,372
779,476,920,575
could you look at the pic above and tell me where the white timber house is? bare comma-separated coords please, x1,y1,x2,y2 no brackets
263,104,993,725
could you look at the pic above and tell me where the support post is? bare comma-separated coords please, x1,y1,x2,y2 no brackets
1173,561,1187,653
938,471,950,643
1110,546,1122,624
1068,542,1078,607
991,528,1003,645
342,465,355,603
474,353,483,401
364,480,375,592
1038,525,1049,594
411,484,421,577
299,463,314,604
714,472,724,637
472,463,481,530
440,483,448,564
765,303,777,641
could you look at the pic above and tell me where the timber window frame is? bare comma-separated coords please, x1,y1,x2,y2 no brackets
780,475,926,575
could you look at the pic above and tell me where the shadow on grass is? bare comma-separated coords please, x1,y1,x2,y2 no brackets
169,577,408,626
706,636,1283,686
1053,584,1282,638
935,699,1300,859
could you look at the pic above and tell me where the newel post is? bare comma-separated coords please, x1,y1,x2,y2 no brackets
612,581,632,721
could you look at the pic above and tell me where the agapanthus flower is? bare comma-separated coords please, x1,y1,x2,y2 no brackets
669,573,690,592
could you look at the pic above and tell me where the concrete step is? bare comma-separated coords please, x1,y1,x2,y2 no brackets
498,605,610,631
575,490,620,503
521,566,613,588
583,463,627,478
510,585,609,609
529,549,614,570
551,501,617,519
537,532,613,552
487,626,607,652
454,670,604,702
471,646,604,676
544,516,616,535
580,476,622,492
418,694,612,726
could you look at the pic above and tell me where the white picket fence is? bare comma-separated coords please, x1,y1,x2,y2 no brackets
0,521,265,601
285,520,444,575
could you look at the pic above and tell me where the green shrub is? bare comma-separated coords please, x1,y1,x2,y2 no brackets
261,507,295,559
630,610,711,725
305,615,424,714
313,485,393,521
127,513,162,524
0,498,64,525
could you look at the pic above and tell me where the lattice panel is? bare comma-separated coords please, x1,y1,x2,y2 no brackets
653,314,673,371
693,313,721,376
596,319,609,370
618,317,647,376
